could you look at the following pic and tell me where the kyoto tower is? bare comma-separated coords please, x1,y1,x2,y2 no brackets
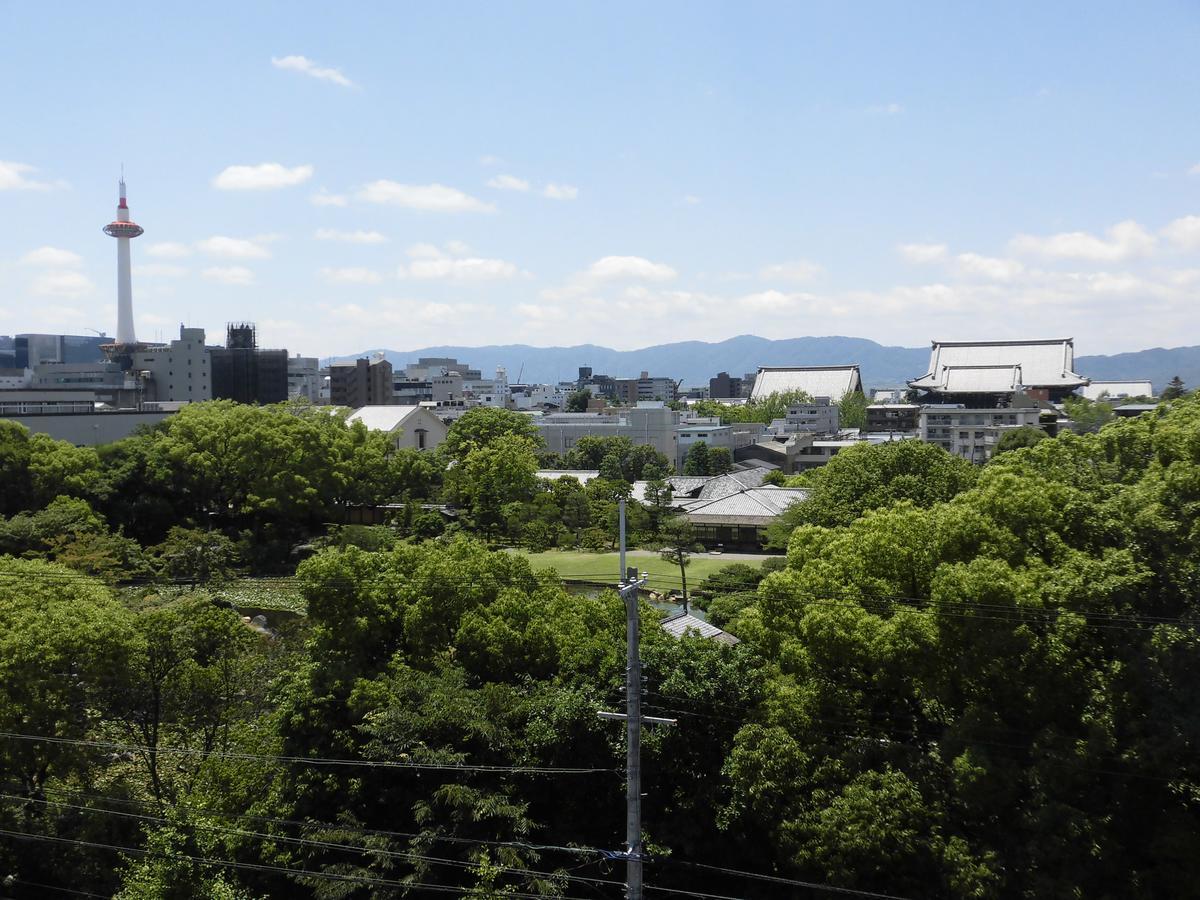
102,176,144,345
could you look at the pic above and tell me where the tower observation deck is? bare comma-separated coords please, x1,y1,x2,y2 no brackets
102,177,144,346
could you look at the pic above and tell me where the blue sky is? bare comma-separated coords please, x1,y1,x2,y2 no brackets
2,1,1199,358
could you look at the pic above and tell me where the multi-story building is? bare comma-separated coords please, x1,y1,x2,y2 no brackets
287,354,321,402
133,326,211,403
13,333,108,368
536,402,680,466
865,403,920,433
919,404,1043,463
329,356,394,408
708,372,743,399
210,323,288,405
613,372,678,404
766,397,840,435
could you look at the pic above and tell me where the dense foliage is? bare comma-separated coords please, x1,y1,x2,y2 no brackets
3,396,1200,898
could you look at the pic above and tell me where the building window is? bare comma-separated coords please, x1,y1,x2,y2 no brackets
415,428,427,450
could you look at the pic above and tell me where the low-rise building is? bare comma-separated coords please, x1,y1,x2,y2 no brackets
865,403,920,433
1079,380,1154,401
920,404,1043,463
346,405,449,452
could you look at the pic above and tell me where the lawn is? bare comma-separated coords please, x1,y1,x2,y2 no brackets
511,549,767,594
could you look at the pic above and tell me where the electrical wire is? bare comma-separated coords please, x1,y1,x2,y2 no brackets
0,732,616,775
0,793,625,892
0,827,606,900
645,877,914,900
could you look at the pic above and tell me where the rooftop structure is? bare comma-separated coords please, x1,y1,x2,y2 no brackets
1079,380,1154,401
346,404,447,451
909,339,1087,401
749,365,862,402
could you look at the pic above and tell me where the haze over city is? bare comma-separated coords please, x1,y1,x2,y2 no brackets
3,2,1199,357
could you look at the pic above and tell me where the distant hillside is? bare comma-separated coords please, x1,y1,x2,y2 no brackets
337,336,1200,394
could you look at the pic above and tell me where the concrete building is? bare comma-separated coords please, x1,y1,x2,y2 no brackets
708,372,744,399
749,365,863,402
920,404,1043,463
346,405,449,452
909,339,1087,404
1079,380,1154,401
865,403,920,433
13,333,108,368
133,326,211,402
330,356,394,408
766,397,840,435
536,402,680,465
0,397,175,446
614,372,677,404
210,324,288,405
287,355,321,402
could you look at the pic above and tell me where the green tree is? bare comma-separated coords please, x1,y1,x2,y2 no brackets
446,434,540,535
992,425,1047,455
660,516,702,610
565,387,592,412
0,559,136,806
0,420,34,516
443,407,542,462
837,389,868,430
708,446,733,475
767,439,977,541
762,469,787,486
1062,395,1114,434
683,441,710,476
152,527,241,586
1161,375,1186,400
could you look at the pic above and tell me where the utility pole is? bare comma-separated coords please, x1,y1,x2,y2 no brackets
599,498,674,900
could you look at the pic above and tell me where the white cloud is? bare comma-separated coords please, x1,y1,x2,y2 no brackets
213,162,314,190
542,183,579,200
315,228,387,244
196,236,272,259
0,160,67,191
759,260,822,282
586,256,676,282
319,266,383,285
682,194,701,205
479,155,503,167
311,189,348,207
147,242,193,259
134,264,187,278
1008,220,1156,262
1162,215,1200,251
517,303,568,323
32,271,93,297
898,243,948,263
487,174,530,192
21,246,82,267
271,55,354,88
954,252,1025,281
357,181,495,212
868,102,904,115
202,266,255,286
397,243,519,281
1189,162,1200,176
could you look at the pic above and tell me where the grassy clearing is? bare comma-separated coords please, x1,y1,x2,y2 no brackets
511,549,765,593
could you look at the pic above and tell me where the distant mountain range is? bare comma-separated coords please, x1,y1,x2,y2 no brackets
339,335,1200,394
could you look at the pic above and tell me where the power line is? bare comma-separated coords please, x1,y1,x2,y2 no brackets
0,732,616,775
0,793,624,892
0,827,606,900
645,878,913,900
655,856,916,899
